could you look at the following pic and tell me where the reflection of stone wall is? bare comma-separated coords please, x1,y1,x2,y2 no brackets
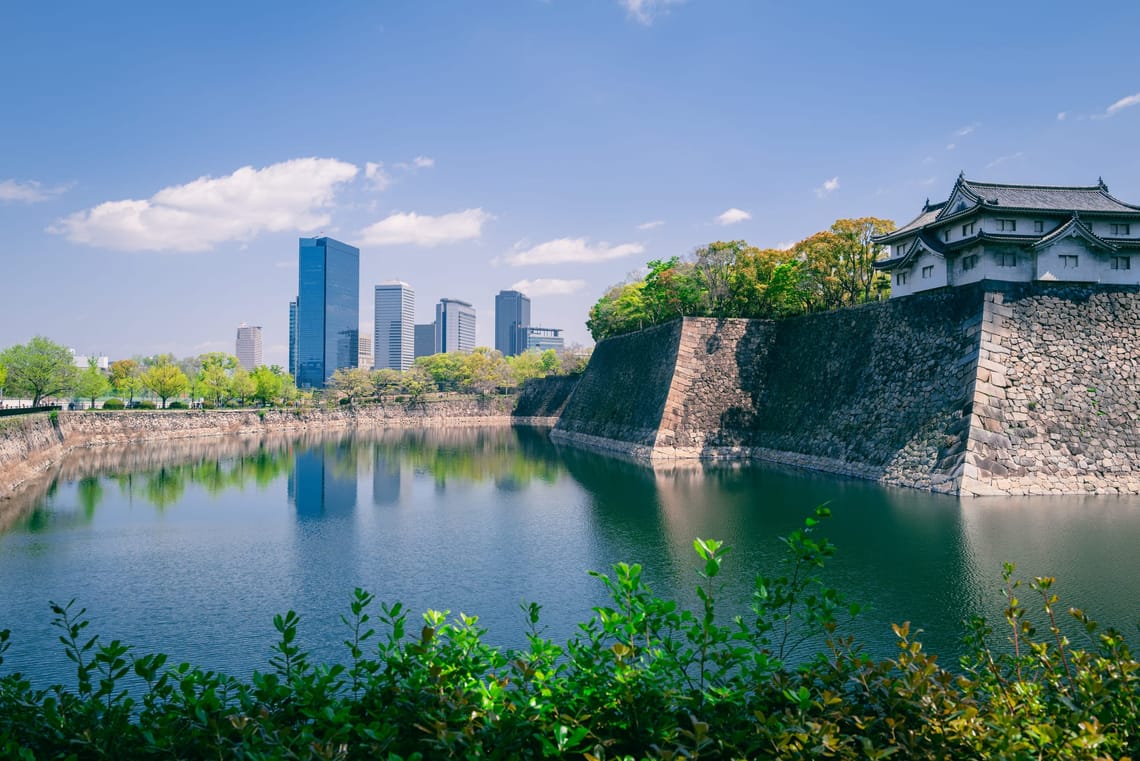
555,282,1140,496
0,398,518,503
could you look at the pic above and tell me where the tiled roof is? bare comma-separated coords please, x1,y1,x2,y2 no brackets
1031,215,1117,251
960,179,1140,214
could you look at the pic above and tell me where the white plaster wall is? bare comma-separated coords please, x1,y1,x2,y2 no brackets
949,245,986,287
889,265,918,297
1036,237,1101,282
912,250,948,292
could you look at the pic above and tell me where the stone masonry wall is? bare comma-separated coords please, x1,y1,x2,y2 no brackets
557,282,1140,495
551,320,682,455
0,398,519,504
962,284,1140,495
513,375,581,422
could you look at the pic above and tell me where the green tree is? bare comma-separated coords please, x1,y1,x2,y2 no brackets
506,350,546,386
401,365,432,405
415,353,468,392
461,347,510,396
641,257,706,323
230,367,255,406
726,246,808,318
0,361,7,401
109,359,142,405
197,353,238,406
74,359,111,408
587,281,649,341
829,216,895,303
0,336,77,405
694,240,748,316
141,362,189,408
330,367,373,406
251,365,290,406
371,368,403,398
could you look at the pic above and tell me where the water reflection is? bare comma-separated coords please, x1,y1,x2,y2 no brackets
0,426,1137,688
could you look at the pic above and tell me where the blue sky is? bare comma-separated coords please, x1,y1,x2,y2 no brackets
3,0,1139,366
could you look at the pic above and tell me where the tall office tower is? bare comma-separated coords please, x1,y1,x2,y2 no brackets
358,333,374,371
295,237,360,388
374,281,415,371
288,301,298,379
495,289,532,356
235,323,263,370
435,298,476,353
414,323,436,358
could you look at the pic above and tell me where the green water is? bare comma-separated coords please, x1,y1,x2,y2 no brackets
1,426,1137,686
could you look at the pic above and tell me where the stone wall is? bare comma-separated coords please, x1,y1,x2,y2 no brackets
0,398,520,503
962,284,1140,495
552,320,682,454
513,375,581,422
554,282,1140,496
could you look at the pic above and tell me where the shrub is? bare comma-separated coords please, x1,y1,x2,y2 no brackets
135,400,157,410
0,508,1134,759
166,400,188,410
101,398,125,410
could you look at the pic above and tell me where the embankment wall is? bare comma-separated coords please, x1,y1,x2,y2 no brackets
0,397,520,504
553,282,1140,496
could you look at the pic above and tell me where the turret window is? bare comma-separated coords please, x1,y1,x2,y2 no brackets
922,265,933,279
997,253,1017,267
1112,256,1131,270
1034,220,1045,233
962,222,975,236
895,271,908,285
962,254,979,271
1111,223,1131,236
1060,255,1079,269
997,219,1016,232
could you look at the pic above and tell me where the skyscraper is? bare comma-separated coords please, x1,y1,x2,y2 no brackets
374,281,415,371
414,323,436,358
495,289,531,356
288,301,298,379
295,237,359,388
435,298,476,353
518,326,564,352
235,323,263,370
358,332,373,371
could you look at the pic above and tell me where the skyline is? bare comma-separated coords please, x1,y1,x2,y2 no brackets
2,1,1140,367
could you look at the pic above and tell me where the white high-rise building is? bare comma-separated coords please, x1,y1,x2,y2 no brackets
235,323,263,370
358,333,374,371
374,282,415,371
435,298,476,354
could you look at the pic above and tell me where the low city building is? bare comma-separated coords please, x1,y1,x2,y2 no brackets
874,175,1140,297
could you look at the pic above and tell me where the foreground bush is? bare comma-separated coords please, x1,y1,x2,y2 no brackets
1,508,1136,760
100,398,124,410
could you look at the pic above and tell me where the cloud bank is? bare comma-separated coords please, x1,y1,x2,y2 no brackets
358,208,491,247
501,237,644,266
52,158,358,252
509,278,588,296
1,179,70,203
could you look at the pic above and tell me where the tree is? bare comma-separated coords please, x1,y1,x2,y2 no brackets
641,257,705,323
197,353,238,406
462,347,510,396
829,217,895,304
0,361,7,401
0,336,77,405
230,368,255,406
251,365,289,406
371,368,403,399
141,362,189,408
587,281,649,341
401,365,432,406
74,359,111,408
109,359,142,405
415,353,468,392
694,240,748,316
330,367,373,406
726,246,808,318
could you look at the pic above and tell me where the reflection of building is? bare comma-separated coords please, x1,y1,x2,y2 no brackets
289,446,358,520
495,289,531,356
288,300,298,378
235,323,263,370
435,298,476,353
375,281,415,370
414,323,436,358
295,237,360,387
373,452,403,506
519,326,564,352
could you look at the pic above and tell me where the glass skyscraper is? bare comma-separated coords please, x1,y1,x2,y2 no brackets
288,301,298,379
495,289,531,356
435,298,476,353
374,281,415,371
295,237,359,388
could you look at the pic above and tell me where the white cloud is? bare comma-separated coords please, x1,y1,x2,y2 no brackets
358,208,491,247
1057,111,1067,121
412,155,435,168
51,157,358,252
945,143,957,151
500,237,644,266
985,151,1025,169
620,0,684,25
637,219,665,230
364,162,392,191
0,179,70,203
814,177,840,199
955,122,980,136
1104,92,1140,117
715,208,752,225
509,278,588,297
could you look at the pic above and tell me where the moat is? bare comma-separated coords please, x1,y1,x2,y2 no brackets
1,426,1138,687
